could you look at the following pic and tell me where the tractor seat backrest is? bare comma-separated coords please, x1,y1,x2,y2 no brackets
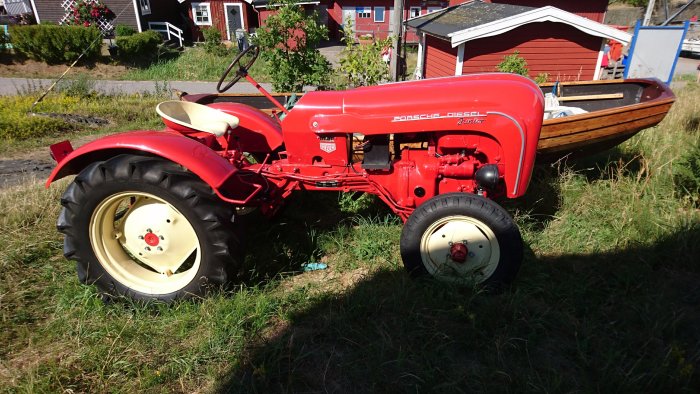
156,101,240,137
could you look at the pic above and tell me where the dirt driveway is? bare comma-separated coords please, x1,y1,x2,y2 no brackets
0,134,102,190
0,148,56,189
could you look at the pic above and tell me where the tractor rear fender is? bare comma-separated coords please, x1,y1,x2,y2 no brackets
46,131,238,193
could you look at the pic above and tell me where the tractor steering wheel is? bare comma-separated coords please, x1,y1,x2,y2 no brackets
217,45,260,93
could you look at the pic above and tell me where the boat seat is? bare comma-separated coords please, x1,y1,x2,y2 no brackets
156,101,240,137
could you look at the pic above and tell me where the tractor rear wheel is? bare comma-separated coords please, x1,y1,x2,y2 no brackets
400,193,522,288
57,154,241,301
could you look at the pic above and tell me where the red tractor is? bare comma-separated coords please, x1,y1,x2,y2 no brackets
47,46,544,301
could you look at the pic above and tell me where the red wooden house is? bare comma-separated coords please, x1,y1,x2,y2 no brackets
187,0,257,41
237,0,449,44
406,0,632,81
326,0,448,42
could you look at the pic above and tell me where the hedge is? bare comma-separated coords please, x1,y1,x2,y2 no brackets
115,30,162,62
114,24,137,37
10,24,102,64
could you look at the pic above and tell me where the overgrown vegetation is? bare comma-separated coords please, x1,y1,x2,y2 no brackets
254,0,331,91
121,46,268,82
0,79,166,153
9,24,102,64
337,19,392,88
0,82,698,391
674,141,700,207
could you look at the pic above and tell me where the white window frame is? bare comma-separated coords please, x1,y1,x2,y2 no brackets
139,0,151,15
374,6,385,23
409,7,421,18
427,7,441,14
357,7,371,19
192,2,212,26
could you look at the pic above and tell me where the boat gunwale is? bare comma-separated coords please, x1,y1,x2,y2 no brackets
541,97,676,129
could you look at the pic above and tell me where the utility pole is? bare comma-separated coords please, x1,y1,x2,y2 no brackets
390,0,404,81
643,0,656,26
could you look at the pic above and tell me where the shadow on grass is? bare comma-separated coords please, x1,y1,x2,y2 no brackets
216,222,700,393
238,191,393,282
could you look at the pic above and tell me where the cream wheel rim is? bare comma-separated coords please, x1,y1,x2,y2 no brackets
90,191,201,295
419,215,500,283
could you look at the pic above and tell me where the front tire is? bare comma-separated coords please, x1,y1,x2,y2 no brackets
400,193,522,288
57,154,241,301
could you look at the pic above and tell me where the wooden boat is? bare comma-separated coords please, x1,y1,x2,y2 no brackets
537,78,675,160
181,78,675,160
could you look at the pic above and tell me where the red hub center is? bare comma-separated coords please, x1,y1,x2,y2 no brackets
144,232,160,247
450,243,468,263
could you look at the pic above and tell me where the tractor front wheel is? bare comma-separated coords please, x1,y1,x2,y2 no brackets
57,154,241,301
400,193,522,288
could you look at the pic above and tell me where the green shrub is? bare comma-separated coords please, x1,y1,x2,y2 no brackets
114,24,137,37
115,30,162,63
10,25,102,64
0,28,9,54
496,51,529,76
201,26,229,56
337,19,392,88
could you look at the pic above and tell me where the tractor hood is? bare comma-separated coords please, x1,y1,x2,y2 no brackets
281,73,545,136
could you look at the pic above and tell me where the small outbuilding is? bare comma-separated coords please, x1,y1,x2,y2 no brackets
406,0,632,81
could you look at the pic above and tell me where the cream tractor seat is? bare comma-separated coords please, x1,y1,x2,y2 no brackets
156,101,240,137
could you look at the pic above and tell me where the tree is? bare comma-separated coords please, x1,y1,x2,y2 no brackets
337,19,393,88
254,0,331,92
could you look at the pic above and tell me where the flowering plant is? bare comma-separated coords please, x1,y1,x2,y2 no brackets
67,0,115,27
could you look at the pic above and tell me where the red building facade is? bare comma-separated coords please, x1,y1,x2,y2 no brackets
410,0,631,82
327,0,449,43
424,22,603,80
185,0,257,41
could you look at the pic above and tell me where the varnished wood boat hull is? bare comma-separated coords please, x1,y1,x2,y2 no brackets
537,78,675,160
538,98,675,158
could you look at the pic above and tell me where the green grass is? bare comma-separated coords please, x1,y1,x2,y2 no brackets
122,46,270,82
1,84,699,392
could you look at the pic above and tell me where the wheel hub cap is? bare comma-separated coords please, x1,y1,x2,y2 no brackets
450,242,468,263
419,215,500,282
144,232,160,247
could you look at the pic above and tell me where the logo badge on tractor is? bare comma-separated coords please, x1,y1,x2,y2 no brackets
320,141,336,153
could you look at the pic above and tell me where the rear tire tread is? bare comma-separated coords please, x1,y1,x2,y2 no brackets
57,154,241,301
